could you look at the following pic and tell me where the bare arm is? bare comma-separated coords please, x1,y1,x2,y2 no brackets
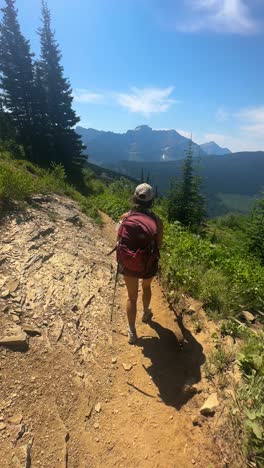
116,212,129,242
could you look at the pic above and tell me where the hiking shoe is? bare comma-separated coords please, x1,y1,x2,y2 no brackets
128,328,137,345
142,309,153,323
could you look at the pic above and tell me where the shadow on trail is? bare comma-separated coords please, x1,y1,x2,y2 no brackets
137,316,205,410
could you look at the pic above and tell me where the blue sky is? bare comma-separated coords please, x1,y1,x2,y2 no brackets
14,0,264,151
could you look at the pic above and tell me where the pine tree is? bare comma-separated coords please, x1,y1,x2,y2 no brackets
168,140,205,232
37,0,85,170
146,172,150,184
30,61,51,162
140,167,144,183
0,0,35,158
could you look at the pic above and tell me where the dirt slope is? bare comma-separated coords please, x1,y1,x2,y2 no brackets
0,198,234,467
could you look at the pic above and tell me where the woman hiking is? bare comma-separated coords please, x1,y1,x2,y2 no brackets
116,183,163,344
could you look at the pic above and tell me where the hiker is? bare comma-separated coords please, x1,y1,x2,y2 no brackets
116,183,163,344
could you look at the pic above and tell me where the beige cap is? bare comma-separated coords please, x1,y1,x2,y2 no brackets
134,183,154,202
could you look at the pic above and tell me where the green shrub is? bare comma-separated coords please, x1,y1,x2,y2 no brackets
161,219,264,316
0,163,36,200
0,156,101,223
220,320,244,338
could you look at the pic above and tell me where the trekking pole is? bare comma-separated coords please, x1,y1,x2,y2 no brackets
106,243,119,323
110,263,119,323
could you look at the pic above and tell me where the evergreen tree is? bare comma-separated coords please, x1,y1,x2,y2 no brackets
140,167,144,183
37,0,85,170
167,140,205,232
31,61,51,162
0,0,35,158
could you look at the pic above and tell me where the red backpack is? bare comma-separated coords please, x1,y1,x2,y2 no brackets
117,211,159,277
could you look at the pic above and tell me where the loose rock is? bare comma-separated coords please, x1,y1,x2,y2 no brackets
52,318,64,342
9,413,23,425
6,279,20,293
1,290,10,298
0,332,29,351
242,311,255,323
200,393,219,416
94,403,101,413
22,324,41,336
123,363,132,371
192,416,204,427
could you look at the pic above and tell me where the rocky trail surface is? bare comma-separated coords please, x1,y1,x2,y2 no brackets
0,196,235,467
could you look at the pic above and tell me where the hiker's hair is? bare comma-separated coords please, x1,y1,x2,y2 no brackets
132,195,154,210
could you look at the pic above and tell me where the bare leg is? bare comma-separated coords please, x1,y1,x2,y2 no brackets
124,276,139,330
142,277,154,312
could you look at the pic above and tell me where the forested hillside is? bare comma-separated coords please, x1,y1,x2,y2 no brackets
105,151,264,216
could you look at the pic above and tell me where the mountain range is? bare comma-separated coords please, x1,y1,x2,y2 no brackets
200,141,232,156
77,125,231,163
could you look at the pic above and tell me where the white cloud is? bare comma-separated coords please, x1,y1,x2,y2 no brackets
200,130,263,152
200,105,264,151
73,89,104,104
216,107,229,122
201,132,242,150
236,106,264,136
180,0,259,34
114,86,177,116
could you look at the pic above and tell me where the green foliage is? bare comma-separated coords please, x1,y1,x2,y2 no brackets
238,333,264,377
220,320,244,339
234,332,264,466
161,219,264,316
0,161,36,201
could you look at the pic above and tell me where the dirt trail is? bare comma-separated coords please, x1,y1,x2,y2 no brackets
89,213,224,468
0,199,232,467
